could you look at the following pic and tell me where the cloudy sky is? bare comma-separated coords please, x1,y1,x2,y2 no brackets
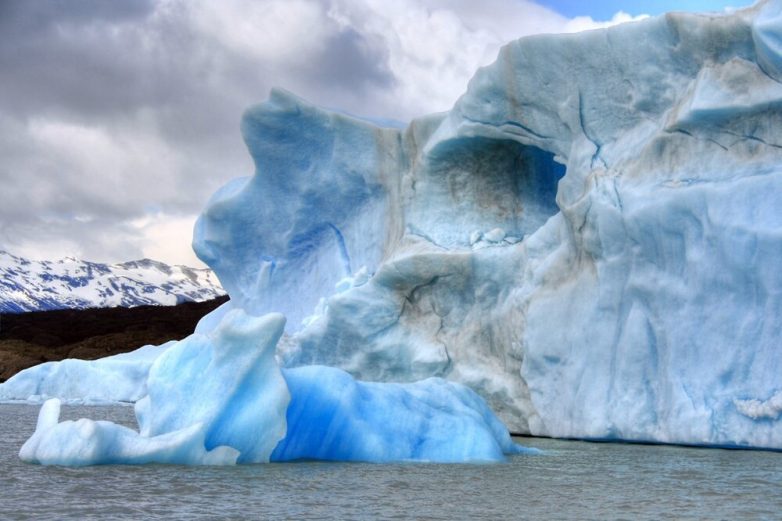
0,0,752,267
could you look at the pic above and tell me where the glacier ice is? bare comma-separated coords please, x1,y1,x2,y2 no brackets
7,0,782,455
20,309,287,466
734,391,782,421
19,398,238,466
20,310,528,465
191,0,782,449
0,342,172,404
274,365,527,463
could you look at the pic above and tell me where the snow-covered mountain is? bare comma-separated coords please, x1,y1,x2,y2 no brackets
0,251,225,312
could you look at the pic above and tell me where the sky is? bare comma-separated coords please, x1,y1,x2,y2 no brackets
542,0,746,18
0,0,754,268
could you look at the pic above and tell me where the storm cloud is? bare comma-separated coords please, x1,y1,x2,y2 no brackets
0,0,632,266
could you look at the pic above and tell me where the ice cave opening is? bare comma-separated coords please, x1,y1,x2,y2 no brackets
410,136,566,249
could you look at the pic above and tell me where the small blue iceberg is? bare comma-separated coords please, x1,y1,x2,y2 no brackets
20,310,534,466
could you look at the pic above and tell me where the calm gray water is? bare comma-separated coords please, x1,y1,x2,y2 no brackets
1,403,781,520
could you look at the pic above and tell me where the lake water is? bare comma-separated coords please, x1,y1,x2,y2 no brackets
2,403,781,520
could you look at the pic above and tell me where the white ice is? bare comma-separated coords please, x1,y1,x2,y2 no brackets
0,342,172,404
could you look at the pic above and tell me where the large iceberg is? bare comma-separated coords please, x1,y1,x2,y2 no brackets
5,0,782,453
193,0,782,449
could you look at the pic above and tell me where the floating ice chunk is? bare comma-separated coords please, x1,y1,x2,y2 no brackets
136,309,290,463
272,365,533,463
19,311,529,465
19,1,782,453
0,342,173,404
19,398,238,466
20,310,290,466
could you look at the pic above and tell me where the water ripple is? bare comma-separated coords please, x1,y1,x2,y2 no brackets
2,404,782,520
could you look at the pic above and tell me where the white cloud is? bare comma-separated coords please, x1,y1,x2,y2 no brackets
131,213,205,267
0,0,650,266
563,11,650,34
26,119,183,207
321,0,572,117
184,0,332,66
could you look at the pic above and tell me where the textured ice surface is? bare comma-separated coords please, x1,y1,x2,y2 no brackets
19,398,239,466
192,1,782,449
0,342,172,404
192,89,401,329
20,310,287,465
9,0,782,451
20,311,526,465
273,365,528,463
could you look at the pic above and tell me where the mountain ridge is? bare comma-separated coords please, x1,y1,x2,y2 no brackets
0,250,225,313
0,295,230,382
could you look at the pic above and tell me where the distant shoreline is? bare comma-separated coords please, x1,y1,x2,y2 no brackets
0,296,228,382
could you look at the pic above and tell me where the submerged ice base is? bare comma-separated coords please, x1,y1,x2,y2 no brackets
20,311,529,466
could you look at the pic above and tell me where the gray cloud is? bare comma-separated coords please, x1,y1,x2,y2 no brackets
0,1,161,118
301,27,395,92
0,0,578,266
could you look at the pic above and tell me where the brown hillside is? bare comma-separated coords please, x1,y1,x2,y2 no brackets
0,296,229,382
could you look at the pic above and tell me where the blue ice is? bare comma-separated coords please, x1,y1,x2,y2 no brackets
19,311,531,466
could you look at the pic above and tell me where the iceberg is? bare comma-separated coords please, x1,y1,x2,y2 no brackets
6,0,782,455
0,342,172,404
20,310,528,465
274,365,526,463
192,0,782,449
